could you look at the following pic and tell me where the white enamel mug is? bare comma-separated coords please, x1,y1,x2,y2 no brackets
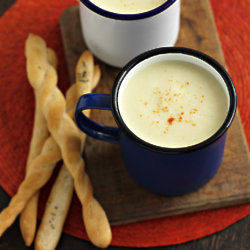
79,0,180,68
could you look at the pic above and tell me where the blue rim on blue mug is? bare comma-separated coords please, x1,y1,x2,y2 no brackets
79,0,177,20
75,47,237,195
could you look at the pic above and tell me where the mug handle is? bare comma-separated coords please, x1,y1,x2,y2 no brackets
75,93,120,143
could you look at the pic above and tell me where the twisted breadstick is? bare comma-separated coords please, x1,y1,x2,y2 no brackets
20,48,58,247
0,47,61,238
0,137,61,236
26,34,111,248
35,61,101,250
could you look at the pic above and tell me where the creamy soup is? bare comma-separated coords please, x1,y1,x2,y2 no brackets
90,0,168,14
118,60,229,148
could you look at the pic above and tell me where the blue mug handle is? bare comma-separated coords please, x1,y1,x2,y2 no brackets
75,93,120,143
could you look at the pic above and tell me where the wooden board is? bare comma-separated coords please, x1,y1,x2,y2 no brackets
60,0,250,226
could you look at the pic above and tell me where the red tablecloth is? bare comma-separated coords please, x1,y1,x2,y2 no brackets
0,0,249,247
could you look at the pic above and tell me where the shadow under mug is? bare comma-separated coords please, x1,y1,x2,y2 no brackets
75,47,237,195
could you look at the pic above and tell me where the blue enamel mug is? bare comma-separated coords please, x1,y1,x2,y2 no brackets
75,47,237,195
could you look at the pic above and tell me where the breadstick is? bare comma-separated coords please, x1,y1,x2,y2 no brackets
34,164,74,250
20,48,58,247
47,48,58,69
25,34,111,248
0,47,61,238
35,61,101,250
0,137,61,236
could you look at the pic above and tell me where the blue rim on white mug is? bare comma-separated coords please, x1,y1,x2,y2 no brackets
79,0,177,20
75,47,237,195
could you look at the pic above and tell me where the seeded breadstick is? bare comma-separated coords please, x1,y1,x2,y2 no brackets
35,64,101,250
25,34,111,248
34,164,73,250
19,48,58,247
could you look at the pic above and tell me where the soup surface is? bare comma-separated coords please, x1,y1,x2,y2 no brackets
89,0,168,14
118,60,229,148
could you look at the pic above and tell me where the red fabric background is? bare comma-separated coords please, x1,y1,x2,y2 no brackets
0,0,249,247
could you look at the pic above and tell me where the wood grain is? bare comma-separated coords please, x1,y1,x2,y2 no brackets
60,0,250,226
